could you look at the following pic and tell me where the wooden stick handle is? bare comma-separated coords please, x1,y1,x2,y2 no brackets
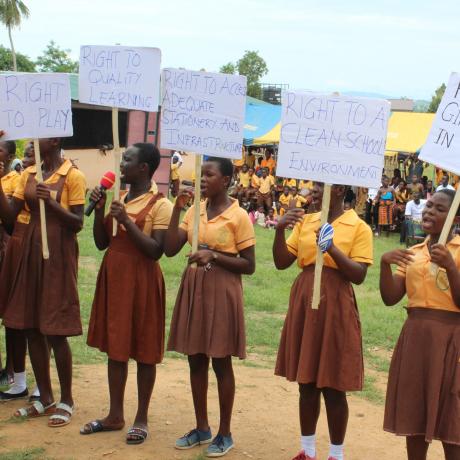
33,139,49,260
112,108,120,237
439,186,460,245
191,154,202,269
311,184,332,309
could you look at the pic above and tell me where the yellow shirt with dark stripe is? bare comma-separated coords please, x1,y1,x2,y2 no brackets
118,185,173,236
13,160,86,225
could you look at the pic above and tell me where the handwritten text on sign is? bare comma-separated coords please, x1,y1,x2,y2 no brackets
79,45,161,111
0,72,72,140
277,92,390,188
420,72,460,174
160,69,247,159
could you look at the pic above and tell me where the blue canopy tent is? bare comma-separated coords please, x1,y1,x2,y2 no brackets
243,96,281,146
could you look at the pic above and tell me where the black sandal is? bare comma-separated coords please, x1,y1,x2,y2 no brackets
80,420,124,435
126,427,148,445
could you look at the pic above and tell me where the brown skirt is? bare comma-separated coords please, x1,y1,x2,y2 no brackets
167,264,246,359
87,240,165,365
384,308,460,445
0,218,81,336
275,266,363,391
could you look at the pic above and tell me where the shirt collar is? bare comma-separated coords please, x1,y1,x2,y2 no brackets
28,159,73,176
200,198,239,220
303,209,359,226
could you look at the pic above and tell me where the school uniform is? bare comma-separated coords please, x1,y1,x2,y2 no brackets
279,193,291,216
168,199,255,359
0,170,20,264
87,187,172,364
261,158,276,174
282,179,297,188
238,171,250,189
290,194,307,209
384,237,460,445
298,180,313,191
0,160,86,336
275,209,373,391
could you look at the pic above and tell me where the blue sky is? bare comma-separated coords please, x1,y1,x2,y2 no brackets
1,0,458,100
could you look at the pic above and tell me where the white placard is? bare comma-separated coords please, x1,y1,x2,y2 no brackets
277,91,391,188
79,45,161,112
419,72,460,174
160,68,247,159
0,72,73,140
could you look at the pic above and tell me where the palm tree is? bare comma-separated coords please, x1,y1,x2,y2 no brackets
0,0,30,71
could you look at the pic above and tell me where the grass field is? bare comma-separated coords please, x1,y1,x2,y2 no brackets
1,214,407,405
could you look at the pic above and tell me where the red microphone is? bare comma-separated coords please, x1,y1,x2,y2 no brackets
85,171,116,216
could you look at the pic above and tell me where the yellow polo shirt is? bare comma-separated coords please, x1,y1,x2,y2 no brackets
395,236,460,313
180,198,255,254
287,209,373,269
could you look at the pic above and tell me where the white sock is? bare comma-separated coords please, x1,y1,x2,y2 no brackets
301,435,316,458
5,371,26,394
329,443,344,460
31,385,40,397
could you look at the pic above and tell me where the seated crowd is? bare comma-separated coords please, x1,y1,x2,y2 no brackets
227,149,459,245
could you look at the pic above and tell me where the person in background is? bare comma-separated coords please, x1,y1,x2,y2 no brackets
283,178,297,188
436,174,455,192
278,186,291,216
393,180,410,226
22,142,35,169
392,168,402,186
407,174,424,195
289,186,307,210
0,137,21,390
246,148,255,169
172,151,186,167
404,152,426,180
401,191,427,244
236,164,251,206
11,158,22,173
265,208,278,229
425,180,434,200
170,156,181,198
375,175,395,236
380,189,460,460
255,157,264,176
255,206,267,227
261,148,276,175
355,188,368,220
256,168,275,213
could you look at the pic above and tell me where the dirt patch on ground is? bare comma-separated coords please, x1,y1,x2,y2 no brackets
0,360,443,459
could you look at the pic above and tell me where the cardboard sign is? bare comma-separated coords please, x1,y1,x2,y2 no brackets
277,91,391,188
160,68,247,159
0,72,73,140
79,45,161,111
419,72,460,174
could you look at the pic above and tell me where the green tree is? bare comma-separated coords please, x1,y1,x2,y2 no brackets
220,51,268,99
0,0,30,71
428,83,446,113
237,50,268,99
0,44,34,71
219,62,236,75
36,40,78,73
